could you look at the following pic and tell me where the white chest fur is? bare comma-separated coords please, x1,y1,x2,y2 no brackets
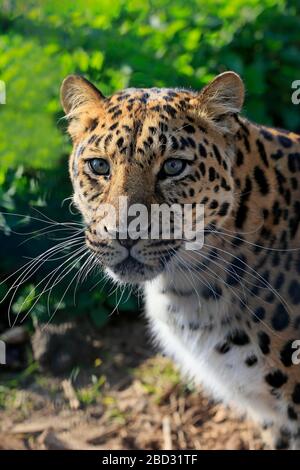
144,273,279,424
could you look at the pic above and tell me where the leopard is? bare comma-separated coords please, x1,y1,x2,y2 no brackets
60,71,300,450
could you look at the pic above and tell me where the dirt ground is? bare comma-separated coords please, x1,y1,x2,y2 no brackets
0,318,265,450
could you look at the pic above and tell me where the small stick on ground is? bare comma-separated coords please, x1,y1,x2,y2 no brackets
162,416,172,450
62,379,80,410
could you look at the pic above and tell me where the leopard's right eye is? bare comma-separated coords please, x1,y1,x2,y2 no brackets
88,158,110,176
158,158,187,179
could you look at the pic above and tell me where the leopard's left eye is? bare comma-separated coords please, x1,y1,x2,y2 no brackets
160,158,186,178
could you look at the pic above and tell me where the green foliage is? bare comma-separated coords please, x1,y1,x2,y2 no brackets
76,374,106,406
0,0,299,327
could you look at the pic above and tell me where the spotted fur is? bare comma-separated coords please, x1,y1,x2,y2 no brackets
61,72,300,449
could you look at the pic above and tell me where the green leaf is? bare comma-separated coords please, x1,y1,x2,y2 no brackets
12,284,36,314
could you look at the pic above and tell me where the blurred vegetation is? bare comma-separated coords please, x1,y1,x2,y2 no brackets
0,0,299,328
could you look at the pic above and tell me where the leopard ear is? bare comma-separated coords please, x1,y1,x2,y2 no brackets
60,75,105,141
60,75,105,116
194,72,244,131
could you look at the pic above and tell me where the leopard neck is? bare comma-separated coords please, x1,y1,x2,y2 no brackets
221,116,300,250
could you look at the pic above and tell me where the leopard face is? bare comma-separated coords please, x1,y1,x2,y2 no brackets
61,72,244,283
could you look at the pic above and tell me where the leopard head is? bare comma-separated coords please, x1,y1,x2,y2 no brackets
61,71,244,283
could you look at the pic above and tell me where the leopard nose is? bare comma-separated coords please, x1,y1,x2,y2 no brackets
117,237,138,249
103,226,139,249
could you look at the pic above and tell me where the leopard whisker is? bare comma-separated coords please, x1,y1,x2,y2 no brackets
177,248,282,340
203,241,293,317
41,250,91,330
11,246,87,327
205,226,300,252
1,237,84,307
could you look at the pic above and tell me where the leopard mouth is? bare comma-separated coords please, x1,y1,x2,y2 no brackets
107,255,163,284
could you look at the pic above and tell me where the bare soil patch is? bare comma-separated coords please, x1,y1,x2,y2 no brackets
0,318,265,450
